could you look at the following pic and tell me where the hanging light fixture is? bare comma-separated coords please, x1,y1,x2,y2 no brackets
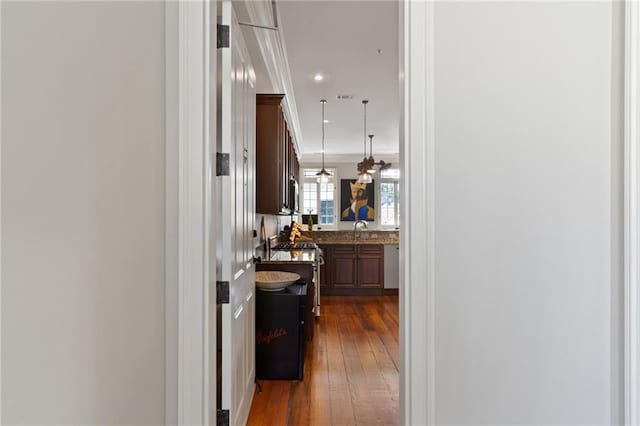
356,101,392,180
357,100,373,184
367,134,377,174
316,99,331,184
367,134,393,173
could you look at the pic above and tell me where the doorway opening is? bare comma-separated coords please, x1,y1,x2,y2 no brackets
221,1,404,424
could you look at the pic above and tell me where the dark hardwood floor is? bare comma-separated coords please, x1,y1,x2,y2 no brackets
248,295,399,426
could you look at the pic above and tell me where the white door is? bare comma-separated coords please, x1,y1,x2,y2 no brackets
216,2,257,425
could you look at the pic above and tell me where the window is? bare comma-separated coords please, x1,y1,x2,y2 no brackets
380,168,400,179
380,168,400,226
303,168,323,177
303,182,317,214
318,182,335,225
302,168,336,226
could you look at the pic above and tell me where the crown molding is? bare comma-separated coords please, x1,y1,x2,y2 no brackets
300,152,399,165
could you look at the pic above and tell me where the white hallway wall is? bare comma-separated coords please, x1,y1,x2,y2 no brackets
0,0,625,424
2,1,167,424
421,1,623,424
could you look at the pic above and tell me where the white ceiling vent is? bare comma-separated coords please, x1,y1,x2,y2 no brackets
336,94,354,100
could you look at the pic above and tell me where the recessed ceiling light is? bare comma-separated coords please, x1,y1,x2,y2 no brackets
313,74,324,81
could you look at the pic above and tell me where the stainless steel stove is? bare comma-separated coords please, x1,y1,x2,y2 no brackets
271,242,319,250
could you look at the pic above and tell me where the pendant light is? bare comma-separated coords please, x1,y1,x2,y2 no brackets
367,134,376,174
357,100,373,184
355,101,392,176
316,99,331,184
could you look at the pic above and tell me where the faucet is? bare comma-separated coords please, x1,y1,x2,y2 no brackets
353,220,368,240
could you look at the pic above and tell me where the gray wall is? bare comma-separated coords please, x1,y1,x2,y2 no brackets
431,2,622,424
1,1,167,424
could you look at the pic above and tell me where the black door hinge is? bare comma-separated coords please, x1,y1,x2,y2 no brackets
217,24,230,49
216,409,230,426
216,152,230,176
216,281,230,305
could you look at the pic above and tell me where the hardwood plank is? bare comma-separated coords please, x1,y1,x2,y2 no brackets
247,295,399,426
247,380,291,426
358,303,400,421
362,301,400,369
345,299,397,425
306,319,332,425
324,298,357,425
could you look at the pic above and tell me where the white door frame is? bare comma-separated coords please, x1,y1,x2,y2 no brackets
0,2,4,423
399,0,434,425
625,1,640,425
172,0,215,425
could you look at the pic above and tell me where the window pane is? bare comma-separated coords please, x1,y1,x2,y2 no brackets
318,182,334,225
380,182,395,225
319,200,334,225
302,169,335,225
381,168,400,179
303,182,317,214
396,182,400,226
320,182,333,200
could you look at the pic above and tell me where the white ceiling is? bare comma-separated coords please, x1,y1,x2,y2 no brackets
275,1,399,158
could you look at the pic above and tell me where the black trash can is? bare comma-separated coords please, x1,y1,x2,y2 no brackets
255,283,306,380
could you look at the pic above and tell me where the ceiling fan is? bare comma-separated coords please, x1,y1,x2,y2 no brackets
357,100,392,183
357,136,392,174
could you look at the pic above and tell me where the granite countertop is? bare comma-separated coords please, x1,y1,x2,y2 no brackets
300,230,399,245
261,249,317,264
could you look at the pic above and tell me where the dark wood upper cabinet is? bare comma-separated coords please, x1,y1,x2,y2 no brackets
256,94,300,215
283,125,290,211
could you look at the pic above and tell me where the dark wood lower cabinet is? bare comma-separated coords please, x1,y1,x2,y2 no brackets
318,245,330,290
322,244,384,295
358,256,384,288
331,245,357,288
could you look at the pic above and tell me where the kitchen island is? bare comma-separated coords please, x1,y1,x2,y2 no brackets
306,229,399,245
257,248,317,340
302,230,399,295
